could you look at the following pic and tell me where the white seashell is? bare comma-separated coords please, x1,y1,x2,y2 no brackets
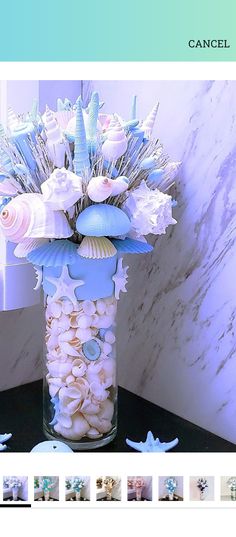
82,300,96,316
70,315,80,328
59,328,76,342
54,411,90,440
80,399,100,415
56,413,72,429
72,358,87,378
46,334,58,351
78,236,117,259
96,299,106,315
77,314,91,329
91,314,99,327
83,399,114,434
44,106,66,168
60,341,81,357
47,361,72,378
41,168,83,211
102,342,113,355
142,103,159,139
111,176,129,196
102,119,128,162
86,428,102,439
66,375,76,384
87,176,113,202
62,300,74,315
76,327,93,343
95,314,113,329
104,331,116,344
57,314,71,332
50,301,62,319
106,304,117,317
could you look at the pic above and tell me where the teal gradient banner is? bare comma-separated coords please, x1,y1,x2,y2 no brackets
2,0,236,61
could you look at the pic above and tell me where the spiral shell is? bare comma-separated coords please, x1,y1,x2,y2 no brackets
41,168,83,210
73,97,90,176
142,103,159,139
87,176,113,202
0,193,72,242
102,119,127,162
78,236,117,259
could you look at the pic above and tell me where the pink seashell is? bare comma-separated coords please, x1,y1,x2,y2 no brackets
54,411,90,440
82,300,96,316
77,314,91,329
60,341,81,357
104,331,116,344
76,327,93,343
61,300,74,315
56,413,72,429
102,342,113,355
47,361,72,378
72,358,87,378
87,176,113,203
86,427,103,439
59,328,76,342
66,374,76,384
96,300,106,315
80,398,100,415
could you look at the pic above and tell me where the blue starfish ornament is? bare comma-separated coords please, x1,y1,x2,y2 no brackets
126,431,179,452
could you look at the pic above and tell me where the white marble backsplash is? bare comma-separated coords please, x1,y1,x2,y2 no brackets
94,80,236,444
0,80,235,446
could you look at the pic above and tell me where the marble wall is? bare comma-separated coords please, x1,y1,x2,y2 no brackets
94,80,236,444
0,80,235,445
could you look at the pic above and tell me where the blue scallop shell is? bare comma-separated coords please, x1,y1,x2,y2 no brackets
76,204,131,237
27,239,79,267
82,339,101,361
111,238,153,254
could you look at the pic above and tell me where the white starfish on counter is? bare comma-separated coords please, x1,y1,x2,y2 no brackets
45,265,84,307
112,257,129,300
126,431,179,452
0,433,12,451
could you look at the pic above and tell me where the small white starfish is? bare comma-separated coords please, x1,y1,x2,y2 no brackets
112,257,129,300
33,266,43,290
45,265,84,307
126,431,179,452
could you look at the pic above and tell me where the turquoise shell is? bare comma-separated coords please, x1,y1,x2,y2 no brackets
27,239,79,267
76,204,131,237
111,238,153,254
82,339,101,361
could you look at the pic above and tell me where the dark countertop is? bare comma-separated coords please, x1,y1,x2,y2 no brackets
1,380,235,452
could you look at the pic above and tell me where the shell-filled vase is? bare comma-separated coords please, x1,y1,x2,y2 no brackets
38,242,121,450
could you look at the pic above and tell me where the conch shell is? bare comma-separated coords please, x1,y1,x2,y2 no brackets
0,193,72,242
142,103,159,139
87,176,113,202
41,168,83,210
102,119,127,162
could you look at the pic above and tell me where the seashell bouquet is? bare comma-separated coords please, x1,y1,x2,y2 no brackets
0,91,180,449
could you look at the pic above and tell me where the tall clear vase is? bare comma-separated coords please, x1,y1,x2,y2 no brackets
43,291,117,450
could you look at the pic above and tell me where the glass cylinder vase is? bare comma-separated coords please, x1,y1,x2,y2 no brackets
43,285,118,450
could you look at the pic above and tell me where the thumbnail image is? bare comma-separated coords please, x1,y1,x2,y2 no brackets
189,476,214,501
158,476,183,501
221,476,236,501
127,476,152,501
96,476,121,501
65,476,90,501
34,476,59,501
3,476,28,501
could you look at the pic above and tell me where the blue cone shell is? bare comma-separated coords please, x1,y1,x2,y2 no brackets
147,168,164,187
76,204,131,237
27,239,79,267
82,339,101,361
111,238,153,254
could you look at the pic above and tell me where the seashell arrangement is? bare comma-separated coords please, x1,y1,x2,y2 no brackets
0,91,179,448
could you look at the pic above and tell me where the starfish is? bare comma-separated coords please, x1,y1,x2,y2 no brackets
33,266,43,290
0,433,12,451
112,257,129,300
45,265,84,307
126,431,179,452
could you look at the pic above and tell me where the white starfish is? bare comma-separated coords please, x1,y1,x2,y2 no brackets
33,266,43,290
45,265,84,307
0,433,12,451
112,257,129,300
126,431,179,452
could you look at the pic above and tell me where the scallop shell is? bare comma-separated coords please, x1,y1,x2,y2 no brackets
111,176,129,196
73,97,90,176
147,168,164,188
14,238,48,258
82,339,101,361
87,176,113,203
41,167,83,210
142,103,159,139
102,119,127,162
82,300,96,316
111,237,153,254
24,193,72,239
76,203,131,237
78,236,117,259
27,239,78,266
